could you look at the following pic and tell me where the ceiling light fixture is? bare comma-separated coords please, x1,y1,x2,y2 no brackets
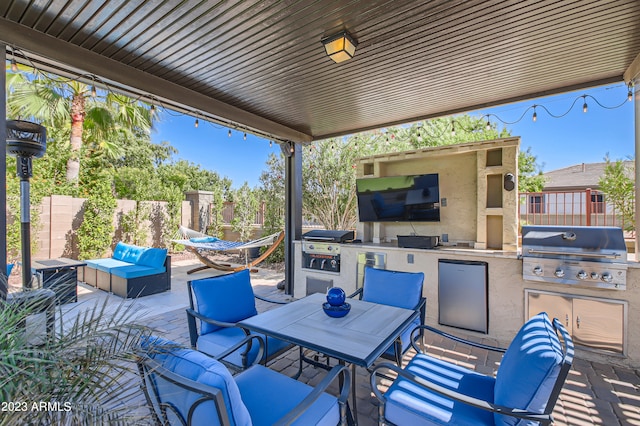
322,30,357,63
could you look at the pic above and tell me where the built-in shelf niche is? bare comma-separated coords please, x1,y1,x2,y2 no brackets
486,148,502,167
363,162,374,176
486,215,503,249
486,174,503,208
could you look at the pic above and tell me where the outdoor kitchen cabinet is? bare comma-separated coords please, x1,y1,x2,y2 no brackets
526,290,626,355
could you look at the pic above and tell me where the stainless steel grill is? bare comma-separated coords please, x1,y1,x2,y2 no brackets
522,226,628,290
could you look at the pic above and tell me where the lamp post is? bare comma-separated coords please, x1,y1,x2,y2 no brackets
6,120,46,289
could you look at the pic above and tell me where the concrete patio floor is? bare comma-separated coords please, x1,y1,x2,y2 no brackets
58,257,640,425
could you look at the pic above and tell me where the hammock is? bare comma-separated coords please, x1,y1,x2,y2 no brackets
173,225,284,274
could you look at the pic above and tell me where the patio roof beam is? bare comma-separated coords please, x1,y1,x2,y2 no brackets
0,18,312,144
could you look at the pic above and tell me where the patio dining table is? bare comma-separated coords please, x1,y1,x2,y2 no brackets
238,291,420,424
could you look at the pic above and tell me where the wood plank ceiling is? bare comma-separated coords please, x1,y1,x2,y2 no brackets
1,0,639,143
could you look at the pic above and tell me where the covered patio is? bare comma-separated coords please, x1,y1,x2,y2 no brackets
2,1,640,424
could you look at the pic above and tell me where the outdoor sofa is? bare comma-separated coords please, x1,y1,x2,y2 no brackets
83,242,171,298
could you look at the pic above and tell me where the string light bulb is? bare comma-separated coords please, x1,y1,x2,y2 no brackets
90,85,97,98
269,140,273,147
451,121,456,136
10,57,18,73
629,84,633,102
228,129,232,137
243,132,247,140
532,106,537,122
582,96,588,113
485,118,491,131
194,118,199,128
150,104,156,118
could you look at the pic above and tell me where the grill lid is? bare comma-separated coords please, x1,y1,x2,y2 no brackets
522,225,627,262
302,230,354,243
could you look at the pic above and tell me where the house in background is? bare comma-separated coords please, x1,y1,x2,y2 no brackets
520,161,634,230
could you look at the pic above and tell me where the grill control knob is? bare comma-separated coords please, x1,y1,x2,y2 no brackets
532,266,543,276
554,268,565,278
590,272,600,280
577,271,588,280
327,246,333,251
309,244,314,250
601,272,613,283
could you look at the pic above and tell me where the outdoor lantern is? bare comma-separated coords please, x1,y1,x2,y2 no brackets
6,120,47,289
322,31,357,63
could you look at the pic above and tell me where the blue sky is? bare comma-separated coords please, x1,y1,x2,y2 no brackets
150,82,634,188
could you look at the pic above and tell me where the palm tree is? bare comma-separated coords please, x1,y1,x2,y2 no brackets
6,67,153,183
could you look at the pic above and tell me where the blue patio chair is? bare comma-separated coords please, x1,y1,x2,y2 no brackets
349,266,425,366
138,335,350,426
370,312,574,425
187,269,293,370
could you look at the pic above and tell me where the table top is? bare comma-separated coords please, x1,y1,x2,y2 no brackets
32,258,87,271
239,292,419,367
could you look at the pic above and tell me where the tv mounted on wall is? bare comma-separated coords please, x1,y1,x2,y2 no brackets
356,174,440,222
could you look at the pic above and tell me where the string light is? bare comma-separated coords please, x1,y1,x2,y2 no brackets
90,85,97,98
485,117,491,131
269,140,273,147
582,95,588,113
194,118,199,128
10,57,18,73
532,106,537,122
243,132,247,140
629,84,633,102
451,121,456,136
228,129,232,137
150,104,156,118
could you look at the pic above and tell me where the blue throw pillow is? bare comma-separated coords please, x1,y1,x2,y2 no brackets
190,269,258,335
190,236,220,243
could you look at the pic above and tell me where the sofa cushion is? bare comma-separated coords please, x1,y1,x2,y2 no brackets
494,312,563,426
137,247,168,269
112,242,142,263
190,269,258,334
384,353,495,425
143,336,251,426
235,364,338,426
109,264,166,279
87,258,132,273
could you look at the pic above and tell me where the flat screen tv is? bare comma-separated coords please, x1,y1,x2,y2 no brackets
356,174,440,222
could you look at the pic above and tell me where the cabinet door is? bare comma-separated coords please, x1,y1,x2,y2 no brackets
573,298,624,354
527,292,573,335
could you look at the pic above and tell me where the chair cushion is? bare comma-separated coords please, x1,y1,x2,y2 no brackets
362,267,424,310
190,269,258,334
109,264,166,279
137,247,168,269
142,336,251,426
197,327,291,368
494,312,563,426
235,364,339,426
385,353,495,425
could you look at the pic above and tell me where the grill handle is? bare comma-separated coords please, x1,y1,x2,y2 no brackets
526,249,621,259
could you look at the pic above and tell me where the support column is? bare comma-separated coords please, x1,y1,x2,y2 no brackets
283,141,302,295
635,82,640,261
1,44,7,300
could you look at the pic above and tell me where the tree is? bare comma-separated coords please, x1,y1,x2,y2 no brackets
6,68,152,184
231,182,259,242
598,156,635,231
518,147,546,192
258,153,286,262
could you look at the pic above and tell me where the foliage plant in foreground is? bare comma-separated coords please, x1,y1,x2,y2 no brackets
0,285,153,425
